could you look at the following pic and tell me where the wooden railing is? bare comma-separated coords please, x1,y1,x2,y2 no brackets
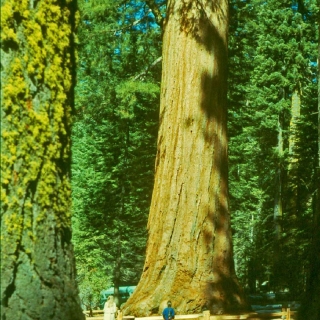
84,309,296,320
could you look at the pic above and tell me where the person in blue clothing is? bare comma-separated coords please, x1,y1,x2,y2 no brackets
162,301,175,320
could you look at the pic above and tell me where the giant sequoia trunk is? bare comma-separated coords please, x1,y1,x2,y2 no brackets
123,0,246,316
1,0,84,319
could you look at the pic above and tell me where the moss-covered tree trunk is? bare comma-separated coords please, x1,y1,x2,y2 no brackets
123,0,246,316
1,0,84,319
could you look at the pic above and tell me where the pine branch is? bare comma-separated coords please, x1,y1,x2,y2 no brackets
95,9,152,34
133,56,162,81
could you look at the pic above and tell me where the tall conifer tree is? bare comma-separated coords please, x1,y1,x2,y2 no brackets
298,4,320,318
123,0,246,315
228,0,318,294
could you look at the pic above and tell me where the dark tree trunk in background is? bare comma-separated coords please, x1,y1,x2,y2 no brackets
1,0,84,318
123,0,246,316
298,6,320,319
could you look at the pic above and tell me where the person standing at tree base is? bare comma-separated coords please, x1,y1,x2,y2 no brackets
104,295,117,320
163,301,175,320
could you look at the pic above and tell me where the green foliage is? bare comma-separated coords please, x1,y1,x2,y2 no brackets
228,0,318,295
72,0,319,304
72,0,162,304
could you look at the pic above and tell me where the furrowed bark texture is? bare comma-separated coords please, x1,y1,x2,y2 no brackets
0,0,84,319
123,0,246,316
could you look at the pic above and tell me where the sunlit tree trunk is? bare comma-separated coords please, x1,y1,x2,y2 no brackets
288,90,301,162
286,89,301,218
123,0,246,316
1,0,84,319
272,109,284,288
273,113,283,242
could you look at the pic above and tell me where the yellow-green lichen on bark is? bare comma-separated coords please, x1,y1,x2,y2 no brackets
1,0,75,234
1,0,83,318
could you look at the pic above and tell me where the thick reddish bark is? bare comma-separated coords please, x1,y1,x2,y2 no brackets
123,0,246,316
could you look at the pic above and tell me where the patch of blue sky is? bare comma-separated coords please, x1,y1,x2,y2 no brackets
117,1,160,32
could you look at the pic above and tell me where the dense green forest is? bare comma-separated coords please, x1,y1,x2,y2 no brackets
72,0,163,306
71,0,319,309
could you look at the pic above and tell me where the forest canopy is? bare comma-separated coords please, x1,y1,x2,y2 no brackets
71,0,319,313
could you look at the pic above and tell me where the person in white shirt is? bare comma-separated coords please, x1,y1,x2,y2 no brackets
104,295,117,320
